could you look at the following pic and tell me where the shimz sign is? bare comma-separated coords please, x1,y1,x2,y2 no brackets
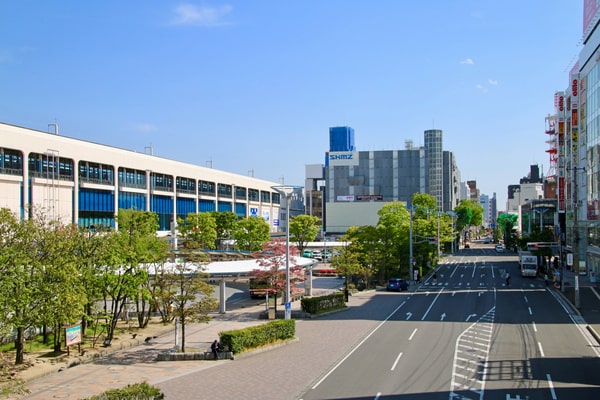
328,151,359,166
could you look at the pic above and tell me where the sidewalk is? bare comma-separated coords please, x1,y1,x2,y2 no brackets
9,302,288,400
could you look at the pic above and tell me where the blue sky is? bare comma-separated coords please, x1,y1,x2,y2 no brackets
0,1,583,208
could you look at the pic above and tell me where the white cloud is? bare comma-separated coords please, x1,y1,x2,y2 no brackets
170,4,233,26
488,79,498,85
475,84,484,90
131,123,158,133
460,58,474,65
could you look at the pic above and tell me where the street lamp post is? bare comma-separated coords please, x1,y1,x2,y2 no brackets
271,185,302,320
406,205,416,284
446,211,456,253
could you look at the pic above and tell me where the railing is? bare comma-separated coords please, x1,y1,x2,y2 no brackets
0,167,22,176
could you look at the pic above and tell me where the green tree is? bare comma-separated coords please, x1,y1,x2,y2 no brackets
330,247,365,296
178,212,217,250
164,252,217,352
36,222,87,352
101,209,168,343
455,199,484,238
344,225,382,287
0,208,44,364
211,211,238,249
289,215,321,252
497,213,519,249
233,216,270,251
73,226,113,336
375,202,410,283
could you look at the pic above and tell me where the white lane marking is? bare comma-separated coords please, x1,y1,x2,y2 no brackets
532,321,537,332
390,352,403,371
450,265,459,278
406,312,412,320
538,341,545,357
472,265,476,278
524,295,529,303
547,374,557,399
450,307,495,399
421,288,444,320
528,307,533,315
311,300,407,389
491,265,495,278
375,392,382,400
408,328,418,341
592,287,600,301
546,289,600,358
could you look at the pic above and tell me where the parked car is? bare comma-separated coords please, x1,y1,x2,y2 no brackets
495,245,504,252
386,278,408,292
302,250,313,258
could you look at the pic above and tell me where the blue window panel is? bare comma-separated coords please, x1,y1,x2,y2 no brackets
218,201,232,212
199,199,215,212
176,197,196,217
235,203,246,218
151,195,173,214
118,191,146,210
79,189,115,212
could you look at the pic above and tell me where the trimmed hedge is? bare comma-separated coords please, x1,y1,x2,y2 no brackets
220,319,295,354
301,292,346,314
83,382,164,399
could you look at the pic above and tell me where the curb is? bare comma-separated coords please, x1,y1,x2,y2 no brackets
586,325,600,345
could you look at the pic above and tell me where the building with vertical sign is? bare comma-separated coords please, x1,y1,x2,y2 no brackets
321,128,461,233
550,0,600,277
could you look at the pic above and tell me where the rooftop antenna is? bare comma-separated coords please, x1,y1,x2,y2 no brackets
144,144,154,155
48,122,59,135
248,169,254,177
205,159,213,168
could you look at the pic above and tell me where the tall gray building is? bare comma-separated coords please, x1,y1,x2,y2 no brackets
322,129,461,233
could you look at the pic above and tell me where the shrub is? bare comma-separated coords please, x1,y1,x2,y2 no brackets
220,319,295,354
82,381,164,400
301,292,345,314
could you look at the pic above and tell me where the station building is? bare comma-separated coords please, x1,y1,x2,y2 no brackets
0,122,299,234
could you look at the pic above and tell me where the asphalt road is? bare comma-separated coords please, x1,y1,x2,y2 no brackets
152,245,600,399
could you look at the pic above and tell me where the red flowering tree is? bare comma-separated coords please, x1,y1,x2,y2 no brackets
250,240,306,302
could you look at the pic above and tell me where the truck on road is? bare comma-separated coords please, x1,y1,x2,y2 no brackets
519,251,538,277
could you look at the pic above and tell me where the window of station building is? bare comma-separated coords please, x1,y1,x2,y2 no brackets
151,173,173,192
118,168,147,189
199,180,215,195
79,161,114,185
217,183,232,198
28,152,74,181
272,192,280,204
0,147,23,175
176,177,196,194
260,190,271,203
248,188,259,202
235,186,247,200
